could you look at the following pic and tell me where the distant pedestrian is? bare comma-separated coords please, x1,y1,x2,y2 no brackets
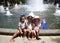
41,18,47,29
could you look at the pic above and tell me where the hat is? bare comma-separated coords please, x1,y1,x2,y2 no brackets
34,16,40,19
33,16,40,21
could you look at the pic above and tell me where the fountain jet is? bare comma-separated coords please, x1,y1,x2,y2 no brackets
0,5,5,13
27,0,47,11
5,7,13,16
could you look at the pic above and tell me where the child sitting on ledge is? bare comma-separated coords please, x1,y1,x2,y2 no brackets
32,16,41,40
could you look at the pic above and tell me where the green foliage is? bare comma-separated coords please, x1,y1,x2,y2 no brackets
0,0,26,6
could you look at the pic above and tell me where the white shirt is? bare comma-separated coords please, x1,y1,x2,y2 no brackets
18,22,25,29
28,24,32,30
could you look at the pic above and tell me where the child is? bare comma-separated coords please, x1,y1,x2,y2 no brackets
10,14,27,42
32,16,41,40
26,16,34,40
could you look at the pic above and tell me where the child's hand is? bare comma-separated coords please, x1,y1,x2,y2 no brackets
21,31,23,34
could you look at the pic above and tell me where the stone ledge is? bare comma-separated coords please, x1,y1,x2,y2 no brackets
0,28,60,35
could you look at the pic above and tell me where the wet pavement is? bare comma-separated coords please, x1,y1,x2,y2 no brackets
0,35,60,43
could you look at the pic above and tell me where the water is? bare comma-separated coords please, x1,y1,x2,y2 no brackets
7,2,10,6
0,5,5,13
56,3,59,8
0,0,60,29
5,7,13,16
26,0,48,11
54,9,60,16
13,4,20,10
12,0,48,12
28,12,35,17
54,3,60,16
14,4,18,8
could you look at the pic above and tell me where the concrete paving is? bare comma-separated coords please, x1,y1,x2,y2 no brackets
0,35,60,43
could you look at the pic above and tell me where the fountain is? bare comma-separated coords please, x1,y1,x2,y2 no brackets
28,12,35,17
0,0,60,29
14,4,18,8
11,0,48,12
13,4,20,10
0,5,5,13
54,3,60,16
7,1,10,6
27,0,48,11
20,1,22,5
6,7,9,11
5,7,13,16
56,3,59,8
54,9,60,16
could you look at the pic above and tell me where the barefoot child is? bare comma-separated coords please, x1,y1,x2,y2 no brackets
27,15,34,40
10,14,27,41
32,16,41,40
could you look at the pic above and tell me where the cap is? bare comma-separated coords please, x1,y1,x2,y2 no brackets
20,14,25,16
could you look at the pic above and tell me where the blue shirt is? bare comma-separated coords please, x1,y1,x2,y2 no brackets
41,21,47,29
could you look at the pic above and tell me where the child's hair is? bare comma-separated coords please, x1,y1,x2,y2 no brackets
20,16,26,22
27,16,33,23
32,19,36,26
27,16,33,19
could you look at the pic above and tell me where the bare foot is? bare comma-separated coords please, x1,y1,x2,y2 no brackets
10,39,15,42
32,38,35,41
28,37,31,40
23,36,27,40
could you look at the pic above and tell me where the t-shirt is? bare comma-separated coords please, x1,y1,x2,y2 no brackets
18,22,26,29
41,21,47,29
27,22,32,30
33,22,41,32
18,19,28,29
34,26,39,32
28,23,32,30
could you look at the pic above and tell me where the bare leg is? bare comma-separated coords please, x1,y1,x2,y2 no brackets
36,31,40,40
10,30,21,42
32,30,34,38
31,30,36,40
28,30,31,40
23,29,27,40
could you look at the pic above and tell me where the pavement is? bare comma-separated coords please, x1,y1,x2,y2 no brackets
0,35,60,43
